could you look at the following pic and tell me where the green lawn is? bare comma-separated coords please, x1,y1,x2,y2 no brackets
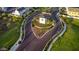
0,12,23,50
0,24,20,50
32,19,54,27
51,17,79,51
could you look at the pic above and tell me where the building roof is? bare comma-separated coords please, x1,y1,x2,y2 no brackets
68,7,79,12
2,7,16,13
1,7,32,16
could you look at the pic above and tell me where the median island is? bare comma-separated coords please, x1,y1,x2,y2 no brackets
32,12,55,38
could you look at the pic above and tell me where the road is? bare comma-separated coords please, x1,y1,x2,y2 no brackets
16,10,62,51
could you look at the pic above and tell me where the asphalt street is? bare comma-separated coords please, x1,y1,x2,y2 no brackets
16,10,62,51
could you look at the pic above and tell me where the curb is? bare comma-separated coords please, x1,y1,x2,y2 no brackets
10,18,26,51
10,10,39,51
47,19,66,51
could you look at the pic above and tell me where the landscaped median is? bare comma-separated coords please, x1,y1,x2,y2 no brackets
50,16,79,51
32,13,54,38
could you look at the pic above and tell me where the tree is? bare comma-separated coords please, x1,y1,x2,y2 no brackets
60,7,67,15
39,7,51,13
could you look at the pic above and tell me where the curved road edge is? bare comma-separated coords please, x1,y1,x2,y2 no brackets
46,19,66,51
10,18,26,51
10,10,39,51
